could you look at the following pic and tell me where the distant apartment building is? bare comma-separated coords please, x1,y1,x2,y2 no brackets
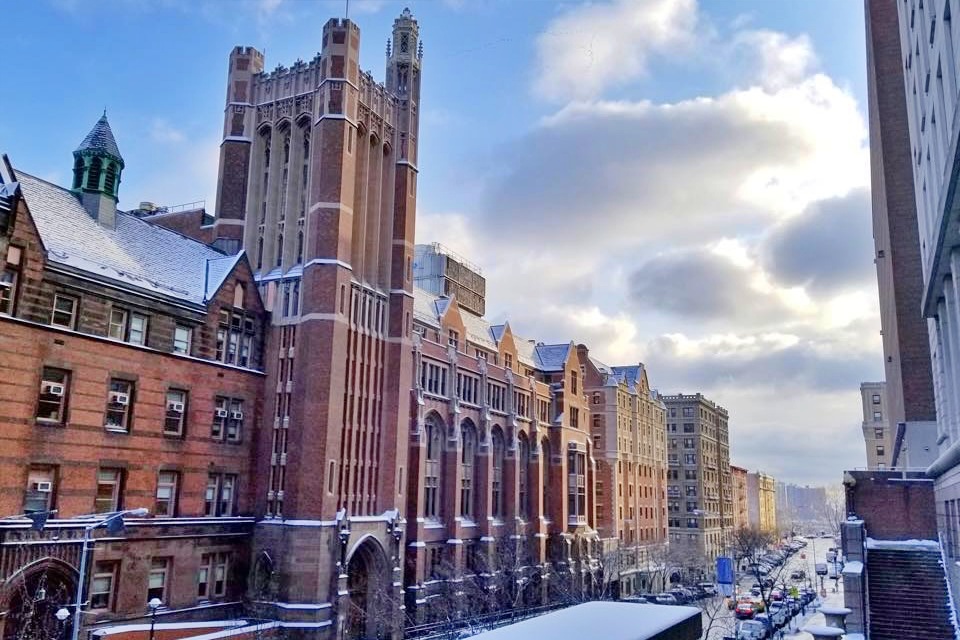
747,472,777,534
861,382,894,469
731,465,749,531
662,394,733,560
776,482,828,528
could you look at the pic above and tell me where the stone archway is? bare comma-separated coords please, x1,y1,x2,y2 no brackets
1,559,76,640
344,537,391,640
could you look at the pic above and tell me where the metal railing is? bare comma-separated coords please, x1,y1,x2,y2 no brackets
405,602,567,639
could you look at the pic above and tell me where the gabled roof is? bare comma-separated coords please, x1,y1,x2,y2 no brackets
16,170,233,306
533,342,572,372
76,114,123,163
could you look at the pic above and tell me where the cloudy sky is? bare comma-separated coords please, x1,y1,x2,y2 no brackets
3,0,878,486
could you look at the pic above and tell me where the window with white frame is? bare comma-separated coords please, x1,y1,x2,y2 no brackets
36,367,70,424
227,399,244,442
213,396,229,439
198,552,229,600
0,256,20,315
24,465,56,513
147,558,169,602
205,473,237,516
95,468,122,513
216,309,256,368
164,389,187,436
155,471,179,517
51,294,78,329
107,308,148,345
90,561,118,610
104,379,133,432
567,450,586,523
173,325,193,355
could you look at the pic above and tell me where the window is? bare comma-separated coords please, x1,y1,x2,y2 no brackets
683,438,695,449
420,361,448,396
428,546,444,579
683,423,695,433
492,429,505,519
873,410,883,421
216,309,257,368
227,399,244,442
37,367,70,424
424,420,442,520
487,382,506,412
24,466,56,513
164,390,187,436
448,329,459,350
95,468,122,513
90,562,118,610
571,371,578,395
456,373,480,404
682,407,694,418
0,265,19,316
567,451,587,523
461,424,476,519
51,294,78,329
542,437,551,518
875,427,884,440
147,558,169,602
877,445,886,457
174,325,193,355
213,396,228,439
684,454,697,465
198,552,229,599
518,436,530,519
570,407,579,429
105,379,134,432
504,354,513,370
872,394,881,404
155,471,179,517
108,308,128,340
205,473,237,516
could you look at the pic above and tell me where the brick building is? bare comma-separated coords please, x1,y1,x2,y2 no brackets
0,118,267,640
746,472,777,534
579,351,668,596
403,288,601,619
730,465,748,531
661,394,732,562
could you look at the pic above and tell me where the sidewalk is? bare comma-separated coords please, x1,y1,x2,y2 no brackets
780,584,846,640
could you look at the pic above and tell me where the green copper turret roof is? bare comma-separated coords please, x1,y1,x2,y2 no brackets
75,113,123,165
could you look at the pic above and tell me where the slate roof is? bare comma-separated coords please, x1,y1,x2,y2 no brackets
611,364,645,392
533,343,571,372
76,114,124,163
16,170,236,306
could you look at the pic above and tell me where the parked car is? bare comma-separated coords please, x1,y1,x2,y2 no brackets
790,569,806,581
770,589,784,602
736,620,768,640
750,586,762,597
655,593,679,605
735,602,757,620
698,582,718,597
753,614,775,637
670,588,692,604
768,602,788,627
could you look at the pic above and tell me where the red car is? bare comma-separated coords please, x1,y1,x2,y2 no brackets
735,602,757,620
771,589,784,602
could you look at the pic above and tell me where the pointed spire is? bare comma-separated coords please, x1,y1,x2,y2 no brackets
76,112,124,165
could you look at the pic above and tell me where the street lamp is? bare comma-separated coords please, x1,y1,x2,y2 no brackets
148,597,163,640
55,607,71,640
70,508,149,640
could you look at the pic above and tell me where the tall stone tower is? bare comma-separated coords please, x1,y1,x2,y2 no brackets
211,9,421,638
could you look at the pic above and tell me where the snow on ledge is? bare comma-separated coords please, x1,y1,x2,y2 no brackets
841,561,863,575
92,621,247,636
866,537,940,551
801,626,844,637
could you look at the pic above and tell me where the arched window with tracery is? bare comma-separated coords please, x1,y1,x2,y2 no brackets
491,427,505,519
300,128,310,218
461,422,477,520
260,129,271,224
279,127,291,219
518,433,530,519
424,418,443,519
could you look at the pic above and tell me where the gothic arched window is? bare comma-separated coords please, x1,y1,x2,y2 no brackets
424,418,443,519
461,422,477,520
518,433,530,519
491,427,505,519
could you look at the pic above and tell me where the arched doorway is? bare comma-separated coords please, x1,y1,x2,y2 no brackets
1,560,76,640
344,538,391,640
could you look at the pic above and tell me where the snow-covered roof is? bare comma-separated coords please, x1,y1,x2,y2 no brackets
16,170,234,306
468,602,700,640
461,311,497,350
533,342,571,371
76,114,123,163
611,364,645,393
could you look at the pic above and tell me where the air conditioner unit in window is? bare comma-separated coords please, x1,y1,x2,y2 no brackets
109,392,129,406
215,408,229,419
230,411,244,421
33,481,53,493
167,402,185,413
41,382,65,396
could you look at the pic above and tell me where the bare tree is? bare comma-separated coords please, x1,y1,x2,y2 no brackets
729,527,792,614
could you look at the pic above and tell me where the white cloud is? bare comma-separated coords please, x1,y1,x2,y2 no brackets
149,119,186,144
732,30,818,90
534,0,699,101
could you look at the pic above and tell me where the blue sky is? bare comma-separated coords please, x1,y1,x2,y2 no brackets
3,0,878,485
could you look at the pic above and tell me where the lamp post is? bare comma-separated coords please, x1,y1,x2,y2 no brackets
55,607,71,640
148,597,162,640
70,508,149,640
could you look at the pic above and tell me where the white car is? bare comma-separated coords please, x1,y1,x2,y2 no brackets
736,620,768,640
768,602,789,627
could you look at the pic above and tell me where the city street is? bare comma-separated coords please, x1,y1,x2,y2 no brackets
702,535,843,639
